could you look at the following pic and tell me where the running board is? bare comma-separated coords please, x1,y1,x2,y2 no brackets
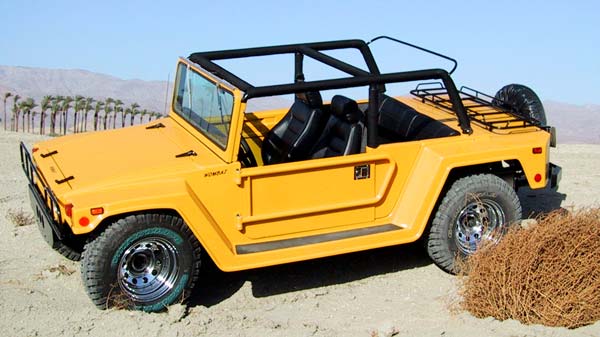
236,224,400,254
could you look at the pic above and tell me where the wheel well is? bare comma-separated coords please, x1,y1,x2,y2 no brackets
420,160,524,241
445,160,525,192
85,208,221,267
83,208,182,242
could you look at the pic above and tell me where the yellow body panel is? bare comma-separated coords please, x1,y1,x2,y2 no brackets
29,86,552,272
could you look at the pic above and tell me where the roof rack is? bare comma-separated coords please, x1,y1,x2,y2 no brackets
411,83,540,131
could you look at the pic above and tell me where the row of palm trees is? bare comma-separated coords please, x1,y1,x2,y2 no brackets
2,92,163,135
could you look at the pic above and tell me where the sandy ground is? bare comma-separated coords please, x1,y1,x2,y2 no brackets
1,129,599,337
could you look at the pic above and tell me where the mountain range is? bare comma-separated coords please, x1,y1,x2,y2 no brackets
0,65,170,113
0,65,598,143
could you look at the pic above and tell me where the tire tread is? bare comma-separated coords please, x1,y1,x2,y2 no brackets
80,213,201,310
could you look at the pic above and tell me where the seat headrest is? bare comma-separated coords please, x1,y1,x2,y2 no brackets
331,95,363,124
296,91,323,108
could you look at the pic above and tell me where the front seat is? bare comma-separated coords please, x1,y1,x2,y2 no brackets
310,95,364,159
261,91,326,165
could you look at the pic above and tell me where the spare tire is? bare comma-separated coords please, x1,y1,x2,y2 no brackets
492,84,547,125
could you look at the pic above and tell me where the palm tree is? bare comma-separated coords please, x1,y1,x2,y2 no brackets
73,95,85,133
19,98,36,133
138,109,148,124
127,102,140,126
49,96,62,135
61,96,73,134
93,100,104,131
11,95,21,131
40,95,52,135
17,102,26,132
3,92,12,131
113,99,123,129
123,107,131,128
135,109,143,125
29,107,38,133
103,98,114,130
28,98,38,133
82,97,94,132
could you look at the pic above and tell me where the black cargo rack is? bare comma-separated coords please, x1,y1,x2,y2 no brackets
411,83,540,131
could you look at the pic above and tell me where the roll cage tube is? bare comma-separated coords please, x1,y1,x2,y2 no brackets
367,35,459,75
188,39,473,147
190,40,381,92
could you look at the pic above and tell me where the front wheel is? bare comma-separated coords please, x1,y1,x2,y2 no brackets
426,174,522,274
81,213,201,312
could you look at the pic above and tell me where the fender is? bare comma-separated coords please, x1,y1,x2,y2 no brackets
389,131,550,240
65,178,238,269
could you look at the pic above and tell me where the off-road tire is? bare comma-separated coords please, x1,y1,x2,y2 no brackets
81,213,201,312
493,84,547,125
54,239,83,261
426,174,521,274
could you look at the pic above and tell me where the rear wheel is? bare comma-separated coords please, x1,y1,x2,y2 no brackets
81,213,201,312
426,174,522,273
493,84,547,125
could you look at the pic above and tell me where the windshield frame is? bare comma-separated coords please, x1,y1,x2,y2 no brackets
172,61,238,150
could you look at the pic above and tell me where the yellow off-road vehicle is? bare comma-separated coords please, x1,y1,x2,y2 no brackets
21,37,561,311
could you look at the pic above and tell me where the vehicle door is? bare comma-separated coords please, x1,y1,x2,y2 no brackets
236,153,396,239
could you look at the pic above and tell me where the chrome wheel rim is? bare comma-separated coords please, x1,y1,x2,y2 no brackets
117,237,179,302
454,199,506,255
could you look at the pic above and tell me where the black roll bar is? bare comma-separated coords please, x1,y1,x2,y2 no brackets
368,36,458,75
189,39,381,92
188,38,473,142
242,69,472,136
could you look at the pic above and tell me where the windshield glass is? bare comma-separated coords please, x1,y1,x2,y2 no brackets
173,63,234,149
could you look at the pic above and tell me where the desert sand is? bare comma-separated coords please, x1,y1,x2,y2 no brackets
1,129,599,337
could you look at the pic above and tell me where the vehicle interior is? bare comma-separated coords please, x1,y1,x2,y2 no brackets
240,90,461,167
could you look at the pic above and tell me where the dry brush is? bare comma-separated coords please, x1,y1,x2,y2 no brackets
458,208,600,328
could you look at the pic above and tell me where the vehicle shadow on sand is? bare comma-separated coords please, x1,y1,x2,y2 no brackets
518,186,567,218
187,242,431,308
186,187,566,308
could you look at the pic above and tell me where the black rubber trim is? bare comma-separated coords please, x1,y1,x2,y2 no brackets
236,224,400,254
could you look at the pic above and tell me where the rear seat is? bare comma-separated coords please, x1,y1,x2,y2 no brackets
377,95,459,143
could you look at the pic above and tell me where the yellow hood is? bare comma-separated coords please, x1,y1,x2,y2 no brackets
32,118,220,192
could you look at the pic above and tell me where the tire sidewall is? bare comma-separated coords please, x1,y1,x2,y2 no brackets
92,217,195,311
442,189,519,259
427,174,522,273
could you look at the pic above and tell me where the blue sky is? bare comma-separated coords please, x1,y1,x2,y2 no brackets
1,0,599,104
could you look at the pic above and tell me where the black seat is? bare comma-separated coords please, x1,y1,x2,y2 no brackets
311,95,363,159
377,95,459,143
261,92,326,165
